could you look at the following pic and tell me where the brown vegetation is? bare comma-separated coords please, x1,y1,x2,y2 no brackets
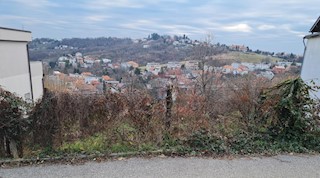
1,76,320,158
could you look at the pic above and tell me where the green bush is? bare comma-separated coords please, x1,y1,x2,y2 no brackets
185,129,226,154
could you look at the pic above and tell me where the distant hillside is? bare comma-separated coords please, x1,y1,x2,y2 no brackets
28,35,299,65
28,37,196,64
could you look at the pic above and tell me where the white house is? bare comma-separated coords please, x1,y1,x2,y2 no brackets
255,63,271,70
102,58,112,63
241,62,255,71
0,27,43,102
75,52,83,58
167,61,182,69
185,60,199,70
146,62,161,72
301,16,320,98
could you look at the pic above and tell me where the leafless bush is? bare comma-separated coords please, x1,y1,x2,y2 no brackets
15,75,313,157
29,89,166,150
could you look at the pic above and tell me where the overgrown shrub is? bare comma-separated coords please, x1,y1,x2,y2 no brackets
2,77,320,159
184,128,226,154
0,88,29,158
28,90,165,155
259,78,319,140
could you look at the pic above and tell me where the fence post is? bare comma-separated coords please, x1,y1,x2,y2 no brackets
165,85,173,129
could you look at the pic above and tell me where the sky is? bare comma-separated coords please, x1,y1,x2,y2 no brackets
0,0,319,54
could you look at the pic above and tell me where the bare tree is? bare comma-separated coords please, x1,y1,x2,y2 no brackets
191,33,225,114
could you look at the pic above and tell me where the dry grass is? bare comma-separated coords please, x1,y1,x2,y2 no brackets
214,51,282,64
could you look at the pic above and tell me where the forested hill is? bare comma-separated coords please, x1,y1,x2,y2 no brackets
28,34,301,64
28,35,201,64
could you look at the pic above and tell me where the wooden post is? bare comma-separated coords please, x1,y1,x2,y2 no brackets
165,85,173,129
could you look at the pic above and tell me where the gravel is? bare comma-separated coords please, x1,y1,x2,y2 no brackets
1,154,320,178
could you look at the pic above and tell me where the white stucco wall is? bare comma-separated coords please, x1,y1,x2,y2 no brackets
0,41,32,100
0,27,41,102
0,74,32,100
0,41,29,78
301,35,320,98
30,61,43,101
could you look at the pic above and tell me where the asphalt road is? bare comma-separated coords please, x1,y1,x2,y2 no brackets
1,155,320,178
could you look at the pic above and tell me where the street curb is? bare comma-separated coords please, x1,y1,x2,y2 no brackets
0,149,169,165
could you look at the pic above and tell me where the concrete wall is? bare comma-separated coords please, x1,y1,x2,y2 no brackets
0,41,32,101
30,61,43,101
0,74,32,100
301,35,320,98
0,27,43,102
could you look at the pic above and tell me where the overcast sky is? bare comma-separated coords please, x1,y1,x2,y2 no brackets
1,0,319,54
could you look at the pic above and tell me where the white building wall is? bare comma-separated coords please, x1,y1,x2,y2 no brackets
0,74,32,100
301,35,320,98
0,41,32,100
0,27,43,102
30,61,43,101
0,41,29,78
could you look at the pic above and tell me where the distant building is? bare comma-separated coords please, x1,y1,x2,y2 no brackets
58,56,68,62
255,63,271,70
121,61,139,70
58,61,66,69
146,62,161,71
222,65,233,74
0,27,43,102
241,62,255,71
102,58,112,63
277,61,292,68
272,66,285,74
229,45,248,52
185,60,199,70
143,44,150,48
121,62,131,70
102,75,113,81
258,71,274,80
81,72,93,77
127,61,139,68
75,52,82,58
167,61,182,69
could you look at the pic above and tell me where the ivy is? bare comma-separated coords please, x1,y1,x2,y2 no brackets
259,77,319,140
0,88,30,158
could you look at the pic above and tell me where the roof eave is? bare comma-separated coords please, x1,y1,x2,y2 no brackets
0,26,31,33
304,33,320,39
309,16,320,33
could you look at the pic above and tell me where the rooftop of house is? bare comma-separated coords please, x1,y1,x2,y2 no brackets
0,26,32,42
102,75,113,81
81,72,93,76
223,65,233,70
127,61,139,68
310,16,320,33
0,26,31,33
